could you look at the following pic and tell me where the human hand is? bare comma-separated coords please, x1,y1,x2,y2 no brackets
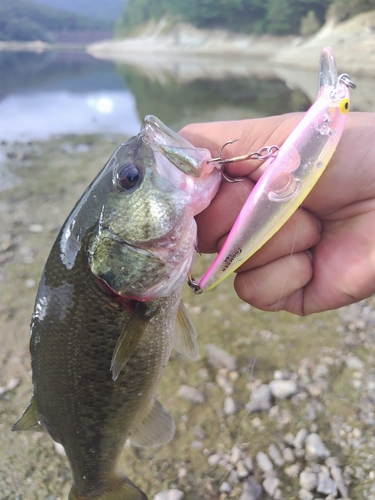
180,112,375,315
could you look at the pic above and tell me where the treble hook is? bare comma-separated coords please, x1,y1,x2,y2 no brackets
208,141,280,166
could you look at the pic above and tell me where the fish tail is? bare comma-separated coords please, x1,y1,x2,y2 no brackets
69,475,148,500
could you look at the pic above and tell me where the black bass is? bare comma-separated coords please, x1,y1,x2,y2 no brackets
12,116,221,500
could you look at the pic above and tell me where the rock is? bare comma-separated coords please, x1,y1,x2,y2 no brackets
330,465,348,498
305,433,331,461
205,344,237,371
240,477,263,500
220,482,232,493
154,489,184,500
256,452,273,473
298,488,313,500
317,465,338,496
285,463,301,478
293,428,308,449
28,223,44,233
262,476,280,497
268,443,284,467
282,447,295,463
345,355,364,370
236,460,250,479
269,379,298,399
230,445,242,464
208,453,221,466
177,385,205,404
299,470,318,491
246,384,272,412
216,373,234,395
224,396,237,415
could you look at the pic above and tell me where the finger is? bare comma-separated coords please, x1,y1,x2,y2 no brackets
234,252,313,315
179,114,303,179
235,208,321,271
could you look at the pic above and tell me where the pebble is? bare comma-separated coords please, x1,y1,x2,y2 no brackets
263,476,280,497
154,489,184,500
219,482,232,493
208,453,221,466
285,463,301,478
268,443,284,467
240,476,263,500
330,465,348,498
28,223,44,233
305,433,331,461
269,379,298,399
282,447,295,463
216,373,234,395
0,377,20,396
317,465,337,496
224,396,237,415
298,488,313,500
205,344,237,371
246,384,272,412
256,451,273,473
177,385,205,404
293,428,308,449
236,460,250,479
299,470,318,491
345,355,364,370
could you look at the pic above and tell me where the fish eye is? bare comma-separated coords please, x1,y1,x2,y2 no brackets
117,163,142,190
339,98,349,114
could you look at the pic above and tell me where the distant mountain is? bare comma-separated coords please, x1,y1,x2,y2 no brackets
0,0,112,42
33,0,126,21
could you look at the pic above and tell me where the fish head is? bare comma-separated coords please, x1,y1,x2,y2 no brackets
88,115,221,300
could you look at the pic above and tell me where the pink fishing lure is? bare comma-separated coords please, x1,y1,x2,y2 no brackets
199,46,354,291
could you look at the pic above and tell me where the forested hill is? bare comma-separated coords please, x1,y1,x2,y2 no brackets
0,0,112,42
116,0,375,37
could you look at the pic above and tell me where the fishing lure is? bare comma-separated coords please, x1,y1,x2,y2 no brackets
194,46,355,292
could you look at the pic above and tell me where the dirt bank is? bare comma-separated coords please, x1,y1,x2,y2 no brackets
87,11,375,76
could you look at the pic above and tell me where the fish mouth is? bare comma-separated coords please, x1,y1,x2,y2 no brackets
141,115,215,178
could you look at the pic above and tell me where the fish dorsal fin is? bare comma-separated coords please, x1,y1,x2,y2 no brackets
129,398,175,448
111,302,159,381
173,301,199,360
12,395,45,432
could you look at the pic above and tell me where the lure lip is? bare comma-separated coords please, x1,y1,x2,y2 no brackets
197,46,355,293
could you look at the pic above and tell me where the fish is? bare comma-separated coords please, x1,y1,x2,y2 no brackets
12,115,221,500
199,46,355,291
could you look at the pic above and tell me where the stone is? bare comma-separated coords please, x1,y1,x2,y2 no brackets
208,453,221,466
263,476,280,497
236,460,250,479
282,447,295,463
298,488,313,500
305,433,331,461
299,470,318,491
285,464,301,478
317,466,338,496
205,344,237,371
293,428,308,449
246,384,272,412
154,489,184,500
240,477,263,500
269,379,298,399
256,452,273,473
177,385,205,404
224,396,237,415
330,465,348,498
220,482,232,493
345,355,364,370
268,443,284,467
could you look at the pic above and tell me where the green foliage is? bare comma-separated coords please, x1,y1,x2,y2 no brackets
0,0,110,42
327,0,375,21
116,0,374,36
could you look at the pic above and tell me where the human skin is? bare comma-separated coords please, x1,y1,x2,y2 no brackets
179,112,375,316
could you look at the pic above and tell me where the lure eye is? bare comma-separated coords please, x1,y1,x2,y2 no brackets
117,163,143,190
339,98,350,114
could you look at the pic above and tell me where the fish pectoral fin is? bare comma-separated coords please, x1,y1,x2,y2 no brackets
173,300,199,360
12,395,45,432
111,302,159,381
129,399,175,448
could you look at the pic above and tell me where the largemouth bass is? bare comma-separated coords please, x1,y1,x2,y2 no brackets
12,116,221,500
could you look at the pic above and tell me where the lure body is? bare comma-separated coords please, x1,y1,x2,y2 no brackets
199,47,352,291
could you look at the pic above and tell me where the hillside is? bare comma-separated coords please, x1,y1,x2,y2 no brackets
0,0,111,42
32,0,126,22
